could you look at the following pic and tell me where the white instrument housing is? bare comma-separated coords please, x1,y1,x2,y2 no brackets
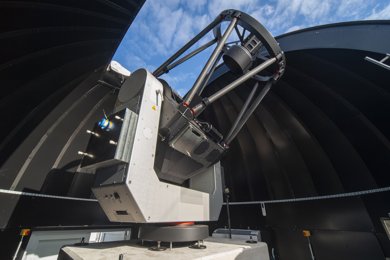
81,69,223,223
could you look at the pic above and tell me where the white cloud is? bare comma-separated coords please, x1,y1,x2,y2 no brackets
247,0,380,34
174,11,196,47
149,4,184,52
163,0,181,9
124,54,155,72
285,25,303,33
262,4,275,16
126,0,379,62
115,0,383,90
207,0,256,17
193,14,210,32
366,3,390,19
160,71,197,94
337,0,366,18
300,0,331,21
262,0,301,32
128,0,218,57
185,0,207,12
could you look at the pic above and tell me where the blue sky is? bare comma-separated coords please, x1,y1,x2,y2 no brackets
113,0,390,96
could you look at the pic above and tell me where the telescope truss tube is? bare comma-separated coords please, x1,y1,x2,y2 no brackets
153,9,285,123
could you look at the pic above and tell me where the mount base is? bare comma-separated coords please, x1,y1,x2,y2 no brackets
139,224,209,243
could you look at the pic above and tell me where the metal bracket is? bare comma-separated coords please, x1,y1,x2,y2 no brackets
260,202,266,216
365,53,390,71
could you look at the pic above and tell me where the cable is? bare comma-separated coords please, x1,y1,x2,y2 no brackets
225,186,390,205
0,188,98,202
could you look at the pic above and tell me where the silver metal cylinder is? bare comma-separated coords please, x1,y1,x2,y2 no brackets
192,57,276,115
184,17,238,105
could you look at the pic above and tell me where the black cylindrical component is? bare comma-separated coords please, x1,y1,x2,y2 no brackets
225,81,272,145
223,45,253,74
224,81,259,143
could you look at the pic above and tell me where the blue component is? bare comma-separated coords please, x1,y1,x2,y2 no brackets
98,118,113,131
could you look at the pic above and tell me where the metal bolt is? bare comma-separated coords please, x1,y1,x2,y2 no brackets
86,130,99,137
115,115,124,121
78,151,94,158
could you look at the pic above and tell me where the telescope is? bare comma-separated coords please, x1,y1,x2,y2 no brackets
78,9,285,244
